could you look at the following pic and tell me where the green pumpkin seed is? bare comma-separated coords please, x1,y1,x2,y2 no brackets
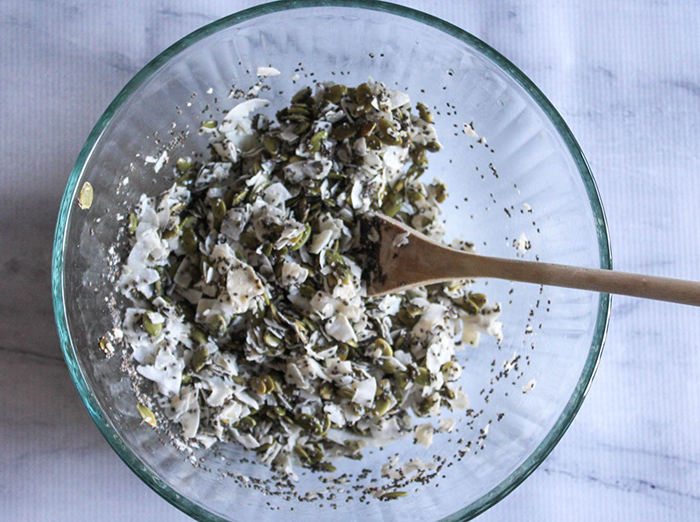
415,367,432,386
295,120,312,134
236,416,256,431
295,413,322,434
381,359,397,374
456,298,479,315
291,86,312,104
355,83,373,106
416,101,434,123
381,191,404,218
263,330,283,348
211,198,227,221
98,336,114,356
290,223,312,251
78,181,93,210
210,314,227,337
192,347,208,371
142,311,162,337
372,396,392,417
377,118,402,146
469,292,487,308
374,338,393,357
426,141,441,152
181,227,198,254
191,327,207,345
201,120,218,129
176,157,192,172
299,282,316,299
336,386,355,401
177,170,196,187
309,130,327,153
250,375,273,395
324,84,347,104
262,135,280,155
230,188,249,207
359,120,376,136
180,215,198,229
137,404,157,427
127,213,138,235
294,445,310,461
366,134,382,150
330,122,357,141
395,371,410,390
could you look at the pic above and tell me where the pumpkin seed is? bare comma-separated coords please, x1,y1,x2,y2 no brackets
324,84,347,104
426,141,441,152
211,198,227,221
229,188,249,207
381,191,404,218
127,213,138,235
295,413,322,434
355,83,373,105
291,86,312,104
359,120,376,136
264,330,283,348
262,134,280,155
137,404,157,428
374,338,393,357
181,227,198,254
142,311,162,337
330,122,357,141
236,416,256,431
470,292,487,308
192,347,208,371
176,157,192,172
191,327,207,345
372,396,392,417
416,101,434,123
365,134,382,150
98,336,114,356
290,223,312,250
78,181,93,210
309,130,327,153
415,367,432,386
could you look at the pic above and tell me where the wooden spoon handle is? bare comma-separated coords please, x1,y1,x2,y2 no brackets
469,254,700,306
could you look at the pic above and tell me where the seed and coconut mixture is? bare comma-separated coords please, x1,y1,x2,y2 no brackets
118,78,502,477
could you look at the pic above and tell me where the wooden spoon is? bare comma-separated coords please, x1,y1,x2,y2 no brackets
362,214,700,306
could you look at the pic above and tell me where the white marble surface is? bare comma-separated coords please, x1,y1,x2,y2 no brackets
3,0,700,520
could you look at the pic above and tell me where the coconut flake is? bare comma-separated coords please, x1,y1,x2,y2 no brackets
257,66,281,77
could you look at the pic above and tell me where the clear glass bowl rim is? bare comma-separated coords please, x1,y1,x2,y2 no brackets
51,1,611,520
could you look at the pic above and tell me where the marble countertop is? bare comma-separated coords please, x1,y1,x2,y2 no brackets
3,1,700,520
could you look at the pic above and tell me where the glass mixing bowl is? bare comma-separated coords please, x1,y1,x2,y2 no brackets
52,1,610,520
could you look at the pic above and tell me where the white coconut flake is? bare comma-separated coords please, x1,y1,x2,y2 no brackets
257,66,281,77
438,417,456,433
392,231,410,248
414,423,434,448
325,315,357,343
352,377,377,407
515,232,530,254
522,378,536,393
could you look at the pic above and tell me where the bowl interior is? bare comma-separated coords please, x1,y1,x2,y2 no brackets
53,3,609,521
